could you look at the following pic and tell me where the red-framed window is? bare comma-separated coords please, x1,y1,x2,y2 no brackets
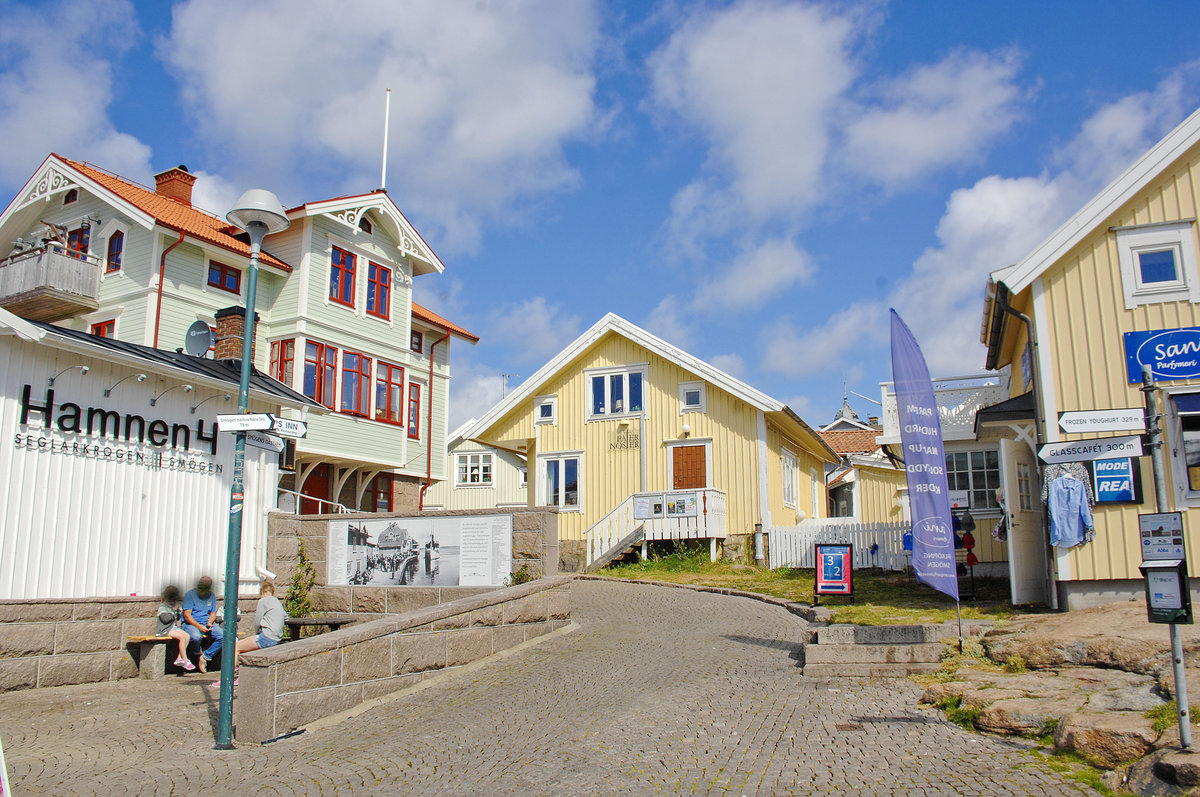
269,339,295,386
340,351,372,416
105,231,123,273
67,227,89,260
407,383,421,439
367,261,391,319
374,361,405,425
90,320,115,337
330,246,356,307
303,341,338,409
207,261,241,294
410,330,423,354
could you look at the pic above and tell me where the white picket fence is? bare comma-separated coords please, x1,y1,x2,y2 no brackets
767,519,911,571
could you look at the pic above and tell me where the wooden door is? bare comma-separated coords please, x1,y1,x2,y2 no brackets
672,445,706,489
301,464,330,515
1001,437,1049,605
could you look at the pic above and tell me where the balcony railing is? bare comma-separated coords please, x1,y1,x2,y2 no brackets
877,367,1010,444
0,244,101,321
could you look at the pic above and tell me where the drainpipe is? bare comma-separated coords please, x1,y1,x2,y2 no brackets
419,330,451,510
153,228,186,348
996,286,1058,610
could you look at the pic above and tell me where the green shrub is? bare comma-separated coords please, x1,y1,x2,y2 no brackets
285,539,316,620
936,694,984,730
1003,654,1027,673
505,566,534,586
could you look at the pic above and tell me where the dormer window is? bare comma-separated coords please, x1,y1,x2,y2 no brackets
358,216,372,234
63,189,77,205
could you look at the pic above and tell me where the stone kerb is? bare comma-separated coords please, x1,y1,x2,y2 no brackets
235,575,574,744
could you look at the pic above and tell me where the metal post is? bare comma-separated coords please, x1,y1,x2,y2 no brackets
754,522,765,567
215,223,266,749
1142,364,1192,749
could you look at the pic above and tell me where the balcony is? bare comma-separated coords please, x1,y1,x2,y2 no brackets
877,366,1010,445
0,244,101,322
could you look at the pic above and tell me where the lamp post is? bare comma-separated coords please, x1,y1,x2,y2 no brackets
215,189,289,749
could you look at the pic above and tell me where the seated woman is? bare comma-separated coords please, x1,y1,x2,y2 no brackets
157,585,196,671
233,580,287,685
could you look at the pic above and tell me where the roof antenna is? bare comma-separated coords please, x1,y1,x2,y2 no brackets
379,87,391,192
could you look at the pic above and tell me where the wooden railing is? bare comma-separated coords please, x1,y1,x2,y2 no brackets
0,244,102,303
585,488,727,566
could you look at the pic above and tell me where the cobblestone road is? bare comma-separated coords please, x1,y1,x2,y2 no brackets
0,580,1090,796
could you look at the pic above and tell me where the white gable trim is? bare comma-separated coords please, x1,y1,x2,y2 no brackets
1001,107,1200,295
292,193,443,275
465,313,785,441
0,155,156,231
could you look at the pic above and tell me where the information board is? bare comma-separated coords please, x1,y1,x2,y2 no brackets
814,543,853,603
1139,512,1186,561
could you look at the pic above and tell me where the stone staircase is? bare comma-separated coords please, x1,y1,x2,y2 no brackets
802,621,992,677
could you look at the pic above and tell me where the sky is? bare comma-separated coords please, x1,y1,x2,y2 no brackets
3,0,1200,432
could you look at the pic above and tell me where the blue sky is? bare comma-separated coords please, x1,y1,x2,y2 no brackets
3,1,1200,431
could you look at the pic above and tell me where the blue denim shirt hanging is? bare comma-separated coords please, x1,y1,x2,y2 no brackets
1048,475,1094,548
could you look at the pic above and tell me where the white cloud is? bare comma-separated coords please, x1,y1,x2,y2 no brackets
161,0,603,255
447,359,506,433
693,238,814,312
708,353,747,380
762,302,887,377
642,294,694,350
843,49,1026,187
189,171,241,218
0,0,151,187
487,297,582,365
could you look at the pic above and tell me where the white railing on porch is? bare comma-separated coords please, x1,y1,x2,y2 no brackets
0,244,102,302
768,518,910,571
586,489,727,565
276,488,353,515
877,367,1010,444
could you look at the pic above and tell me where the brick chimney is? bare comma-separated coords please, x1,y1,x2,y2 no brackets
154,165,197,206
214,306,259,361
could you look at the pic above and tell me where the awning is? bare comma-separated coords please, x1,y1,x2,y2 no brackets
1172,393,1200,416
973,391,1036,435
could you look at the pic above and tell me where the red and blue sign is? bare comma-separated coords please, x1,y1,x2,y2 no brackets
1094,457,1136,502
815,543,853,596
1124,327,1200,383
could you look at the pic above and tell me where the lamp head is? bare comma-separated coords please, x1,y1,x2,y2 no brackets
226,189,290,237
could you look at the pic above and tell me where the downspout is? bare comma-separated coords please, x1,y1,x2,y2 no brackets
419,330,451,510
153,228,186,348
996,285,1059,610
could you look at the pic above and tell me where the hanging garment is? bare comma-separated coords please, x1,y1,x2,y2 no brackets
1041,462,1095,506
1048,475,1094,548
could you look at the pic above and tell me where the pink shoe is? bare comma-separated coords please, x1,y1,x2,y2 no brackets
233,677,239,687
175,656,196,671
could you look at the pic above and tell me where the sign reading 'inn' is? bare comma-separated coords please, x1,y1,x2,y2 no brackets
1125,327,1200,383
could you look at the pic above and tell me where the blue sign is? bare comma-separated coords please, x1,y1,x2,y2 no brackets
1094,458,1135,502
1125,327,1200,383
815,543,852,596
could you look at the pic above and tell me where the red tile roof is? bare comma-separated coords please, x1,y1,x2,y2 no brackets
57,155,292,271
819,429,880,455
412,301,479,343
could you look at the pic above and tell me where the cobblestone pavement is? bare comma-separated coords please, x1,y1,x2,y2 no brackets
0,580,1091,796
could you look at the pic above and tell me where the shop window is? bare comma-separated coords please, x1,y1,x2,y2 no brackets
411,330,423,354
330,245,356,307
1116,221,1200,309
541,454,580,510
67,226,89,260
407,383,422,439
367,261,391,319
90,319,115,337
679,380,705,413
374,361,405,425
105,231,123,273
945,450,1000,511
207,261,241,294
535,395,557,425
782,448,797,508
587,365,645,419
269,339,295,386
303,340,338,409
341,351,372,417
1171,393,1200,497
456,453,494,486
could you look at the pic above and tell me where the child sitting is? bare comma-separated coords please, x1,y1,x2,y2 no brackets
157,585,196,671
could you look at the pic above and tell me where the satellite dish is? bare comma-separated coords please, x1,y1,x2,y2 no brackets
184,321,214,357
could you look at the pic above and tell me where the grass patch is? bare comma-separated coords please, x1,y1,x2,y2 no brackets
603,543,1017,626
1145,700,1200,735
934,694,983,730
1030,749,1118,796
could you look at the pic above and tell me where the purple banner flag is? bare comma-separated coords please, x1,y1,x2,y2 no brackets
890,310,959,600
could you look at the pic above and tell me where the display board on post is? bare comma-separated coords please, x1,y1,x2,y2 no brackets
814,543,853,605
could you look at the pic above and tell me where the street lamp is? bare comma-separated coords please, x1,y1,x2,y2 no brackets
215,188,289,749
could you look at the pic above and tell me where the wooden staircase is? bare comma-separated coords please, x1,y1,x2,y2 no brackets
584,525,645,573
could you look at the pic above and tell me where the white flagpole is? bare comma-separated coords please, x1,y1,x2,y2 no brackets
380,87,391,191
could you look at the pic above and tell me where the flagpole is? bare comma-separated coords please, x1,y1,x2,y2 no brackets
956,599,963,653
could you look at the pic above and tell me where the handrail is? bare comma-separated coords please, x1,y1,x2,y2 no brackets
0,243,104,269
276,488,353,515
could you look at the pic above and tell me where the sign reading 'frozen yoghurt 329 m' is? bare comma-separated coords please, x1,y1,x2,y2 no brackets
1125,327,1200,383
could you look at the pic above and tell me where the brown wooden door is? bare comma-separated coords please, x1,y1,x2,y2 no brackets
672,445,706,489
301,464,330,514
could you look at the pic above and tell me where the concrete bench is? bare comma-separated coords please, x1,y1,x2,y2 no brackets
125,636,179,679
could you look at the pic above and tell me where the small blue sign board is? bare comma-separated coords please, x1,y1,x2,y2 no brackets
814,543,853,604
1094,458,1136,502
1125,327,1200,383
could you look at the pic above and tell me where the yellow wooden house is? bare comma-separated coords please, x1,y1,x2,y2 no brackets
464,313,838,569
980,105,1200,609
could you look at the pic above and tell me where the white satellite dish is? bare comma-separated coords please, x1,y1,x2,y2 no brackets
184,321,214,357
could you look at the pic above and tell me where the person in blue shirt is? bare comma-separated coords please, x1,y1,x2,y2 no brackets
181,575,223,673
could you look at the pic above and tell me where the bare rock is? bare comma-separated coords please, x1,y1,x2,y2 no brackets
976,697,1085,736
1055,711,1162,769
1154,748,1200,788
1128,750,1190,797
1087,683,1167,713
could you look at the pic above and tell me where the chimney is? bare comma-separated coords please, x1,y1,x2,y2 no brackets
214,306,259,361
154,165,197,206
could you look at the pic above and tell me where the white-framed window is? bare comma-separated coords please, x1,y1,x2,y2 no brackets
535,394,557,425
1168,391,1200,503
539,452,581,510
810,467,821,518
519,465,528,487
456,452,493,486
586,365,646,420
1116,221,1200,309
945,449,1001,511
781,448,797,508
1017,462,1033,511
679,380,705,413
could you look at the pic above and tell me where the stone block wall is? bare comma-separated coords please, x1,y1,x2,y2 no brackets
235,575,573,743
